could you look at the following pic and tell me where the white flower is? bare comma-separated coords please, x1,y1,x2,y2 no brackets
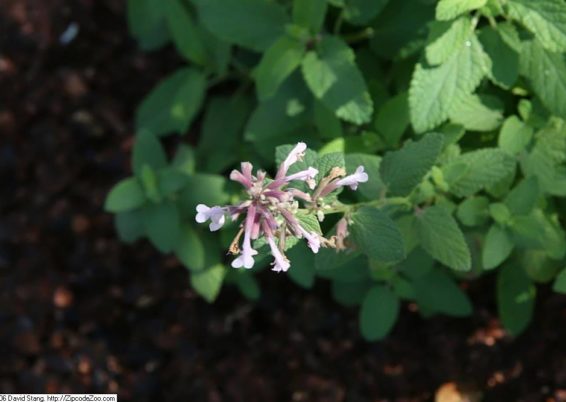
282,142,307,172
285,167,319,189
195,204,226,231
267,236,290,272
298,226,320,253
231,244,258,269
335,166,368,190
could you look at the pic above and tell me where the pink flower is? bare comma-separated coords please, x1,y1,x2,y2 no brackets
298,226,320,253
231,205,258,269
285,167,319,189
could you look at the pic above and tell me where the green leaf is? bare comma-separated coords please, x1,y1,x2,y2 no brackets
140,165,161,203
553,268,566,293
522,122,566,196
520,39,566,118
292,0,327,32
302,36,373,124
498,116,534,155
505,177,539,215
287,242,316,289
136,68,206,136
191,264,226,302
314,101,343,139
508,0,566,53
436,0,487,20
360,285,400,341
409,32,490,132
373,92,409,147
345,154,384,199
415,205,472,271
198,95,253,172
443,149,516,197
143,201,181,253
497,264,536,336
426,17,472,65
194,0,289,52
179,174,229,218
482,224,514,270
456,196,490,227
245,73,312,155
132,131,167,176
175,225,206,271
233,271,260,300
344,0,390,25
510,210,566,259
165,0,207,65
276,144,318,175
448,94,503,132
295,211,323,235
115,210,145,243
413,269,473,316
380,132,444,196
332,281,371,306
478,26,519,89
369,0,434,59
316,152,345,178
350,207,406,263
105,178,146,212
255,36,306,101
127,0,169,51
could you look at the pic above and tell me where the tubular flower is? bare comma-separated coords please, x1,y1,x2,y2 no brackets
194,142,368,272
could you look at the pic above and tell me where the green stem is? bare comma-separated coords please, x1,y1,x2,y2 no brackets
321,197,412,215
333,11,344,34
343,27,374,44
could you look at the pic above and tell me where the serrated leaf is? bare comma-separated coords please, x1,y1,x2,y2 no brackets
255,36,306,101
143,201,181,253
194,0,289,52
409,32,490,132
374,92,409,147
456,196,490,227
360,285,400,341
553,268,566,293
191,264,226,302
350,207,405,263
316,152,345,177
296,211,323,235
478,26,519,88
275,144,319,192
136,68,206,136
426,17,472,65
115,210,145,243
344,0,390,25
520,39,566,118
413,269,473,316
292,0,327,32
380,132,444,196
508,0,566,53
165,0,208,65
482,224,514,270
443,149,516,197
498,116,534,155
448,94,503,132
198,95,253,173
287,242,316,289
105,178,146,213
175,225,206,271
415,206,471,271
497,264,536,336
522,122,566,196
127,0,169,51
505,177,539,215
436,0,487,21
302,36,373,124
314,101,343,139
132,131,167,176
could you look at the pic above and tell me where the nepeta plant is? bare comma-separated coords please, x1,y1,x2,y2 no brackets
106,0,566,341
195,142,367,271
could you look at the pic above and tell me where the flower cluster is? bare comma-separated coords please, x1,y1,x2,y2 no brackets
195,143,368,272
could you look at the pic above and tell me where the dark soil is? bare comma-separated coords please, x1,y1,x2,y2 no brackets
1,1,565,401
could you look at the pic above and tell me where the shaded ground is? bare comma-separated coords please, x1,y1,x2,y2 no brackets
1,1,565,401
